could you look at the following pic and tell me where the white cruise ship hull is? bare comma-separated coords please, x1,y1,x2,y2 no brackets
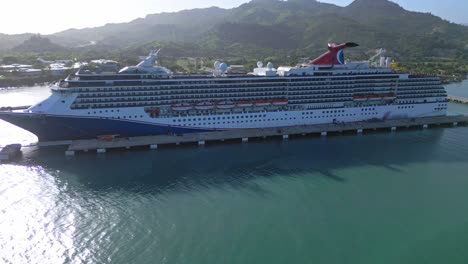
0,102,447,142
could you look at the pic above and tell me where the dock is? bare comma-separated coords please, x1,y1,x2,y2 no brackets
448,96,468,104
63,115,468,156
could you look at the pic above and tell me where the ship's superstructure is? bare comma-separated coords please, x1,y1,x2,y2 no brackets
0,43,448,142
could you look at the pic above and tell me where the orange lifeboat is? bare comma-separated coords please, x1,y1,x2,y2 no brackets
97,134,120,141
353,95,368,101
195,102,215,110
172,103,193,111
236,101,254,107
216,101,235,109
272,99,288,106
255,100,271,107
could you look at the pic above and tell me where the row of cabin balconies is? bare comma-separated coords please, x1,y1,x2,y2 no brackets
398,81,441,86
71,95,291,109
67,79,441,95
290,92,353,97
289,98,351,104
74,86,401,101
397,94,446,99
74,84,385,99
75,87,287,98
74,93,290,104
288,79,398,86
76,91,287,102
72,93,354,109
398,87,446,93
68,78,405,93
406,77,440,81
73,84,399,99
290,83,394,90
397,86,445,91
68,77,401,91
397,91,446,96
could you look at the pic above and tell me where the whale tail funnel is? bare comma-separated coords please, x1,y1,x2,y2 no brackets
309,42,359,65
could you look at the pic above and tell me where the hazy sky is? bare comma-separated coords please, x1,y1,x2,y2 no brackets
0,0,466,35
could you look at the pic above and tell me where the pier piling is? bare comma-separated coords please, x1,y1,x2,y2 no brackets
150,144,158,150
97,148,106,154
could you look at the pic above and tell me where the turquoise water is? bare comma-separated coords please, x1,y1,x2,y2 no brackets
445,79,468,97
1,82,468,263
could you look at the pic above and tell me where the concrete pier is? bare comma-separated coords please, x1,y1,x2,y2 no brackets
448,96,468,105
62,115,468,156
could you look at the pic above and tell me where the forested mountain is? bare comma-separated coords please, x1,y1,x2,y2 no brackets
1,0,467,61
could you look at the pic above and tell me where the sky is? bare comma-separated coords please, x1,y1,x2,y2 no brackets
0,0,466,35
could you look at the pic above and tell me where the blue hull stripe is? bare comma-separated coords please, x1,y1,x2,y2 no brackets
0,113,214,142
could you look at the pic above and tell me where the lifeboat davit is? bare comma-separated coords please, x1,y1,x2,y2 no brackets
172,103,193,111
272,99,288,106
217,101,235,109
195,102,215,110
255,100,271,107
236,101,254,107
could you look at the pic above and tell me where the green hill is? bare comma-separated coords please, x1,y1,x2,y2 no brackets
1,0,467,63
12,35,65,53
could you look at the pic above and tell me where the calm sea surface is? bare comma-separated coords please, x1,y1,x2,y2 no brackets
1,81,468,264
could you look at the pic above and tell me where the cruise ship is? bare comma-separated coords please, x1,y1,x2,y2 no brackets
0,43,448,142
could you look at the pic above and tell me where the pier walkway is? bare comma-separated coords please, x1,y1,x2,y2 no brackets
64,115,468,156
448,96,468,104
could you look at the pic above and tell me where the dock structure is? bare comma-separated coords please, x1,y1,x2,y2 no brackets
448,96,468,105
61,115,468,156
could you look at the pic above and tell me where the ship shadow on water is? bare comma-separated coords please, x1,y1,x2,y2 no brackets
17,128,462,193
